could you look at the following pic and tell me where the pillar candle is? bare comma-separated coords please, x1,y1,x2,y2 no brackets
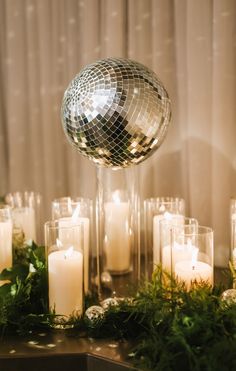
231,214,236,268
104,197,131,273
232,248,236,268
162,241,195,273
0,220,13,285
175,260,213,290
58,217,90,293
48,247,83,317
153,213,184,267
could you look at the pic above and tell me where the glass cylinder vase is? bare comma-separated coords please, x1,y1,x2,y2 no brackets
144,197,185,280
96,166,140,299
5,191,42,243
44,220,84,320
0,205,13,285
171,225,214,289
230,199,236,269
231,215,236,288
160,217,198,274
51,196,93,294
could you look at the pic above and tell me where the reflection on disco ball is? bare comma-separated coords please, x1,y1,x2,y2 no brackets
101,297,119,310
221,289,236,305
84,305,105,328
61,58,171,169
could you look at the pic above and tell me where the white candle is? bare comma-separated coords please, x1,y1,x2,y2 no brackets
231,214,236,269
12,207,36,241
48,247,83,317
104,192,131,273
162,241,195,273
175,260,213,289
0,220,13,285
58,216,90,293
153,213,184,268
232,248,236,269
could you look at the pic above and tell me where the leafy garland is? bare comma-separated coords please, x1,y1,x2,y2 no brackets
1,241,236,371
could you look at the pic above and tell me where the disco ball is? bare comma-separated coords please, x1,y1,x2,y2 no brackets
221,289,236,305
61,58,171,169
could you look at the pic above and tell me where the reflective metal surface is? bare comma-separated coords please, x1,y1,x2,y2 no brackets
61,58,171,169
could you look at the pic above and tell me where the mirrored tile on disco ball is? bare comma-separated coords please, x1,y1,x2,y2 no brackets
61,58,171,168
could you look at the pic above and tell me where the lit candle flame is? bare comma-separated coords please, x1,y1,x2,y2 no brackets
56,238,63,248
72,203,80,222
159,205,165,213
64,246,74,259
163,211,172,220
112,191,121,204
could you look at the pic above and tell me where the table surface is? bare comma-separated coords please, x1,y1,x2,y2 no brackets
0,267,229,370
0,331,135,370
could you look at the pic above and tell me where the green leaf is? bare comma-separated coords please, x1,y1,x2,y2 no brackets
0,264,29,282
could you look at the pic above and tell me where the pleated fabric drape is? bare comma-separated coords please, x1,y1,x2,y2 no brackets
0,0,236,266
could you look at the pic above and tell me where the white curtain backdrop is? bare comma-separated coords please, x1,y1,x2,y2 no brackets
0,0,236,266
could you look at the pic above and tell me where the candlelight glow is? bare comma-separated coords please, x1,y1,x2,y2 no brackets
163,211,172,220
72,203,80,221
64,246,74,259
112,191,121,204
56,238,63,248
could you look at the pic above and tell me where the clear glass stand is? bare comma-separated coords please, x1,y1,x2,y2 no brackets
96,166,140,299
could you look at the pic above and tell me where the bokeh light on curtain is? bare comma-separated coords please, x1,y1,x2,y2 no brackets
0,0,236,266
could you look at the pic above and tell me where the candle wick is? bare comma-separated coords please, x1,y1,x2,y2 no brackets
64,246,74,259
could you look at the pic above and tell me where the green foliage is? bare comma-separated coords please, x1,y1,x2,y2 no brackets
127,269,236,371
78,267,236,370
12,228,28,265
1,243,236,370
0,241,49,334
